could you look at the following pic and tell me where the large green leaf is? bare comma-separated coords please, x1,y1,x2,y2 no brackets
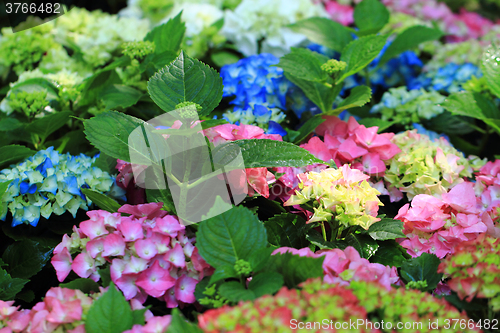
400,253,443,292
91,152,118,175
293,115,325,144
369,240,407,267
144,12,186,53
0,118,23,132
330,85,372,114
2,240,53,279
147,51,223,116
365,218,405,240
25,111,71,142
99,85,143,110
0,145,35,169
0,268,28,301
288,17,353,53
166,309,203,333
60,278,101,293
264,253,324,288
277,48,328,81
248,271,284,298
0,180,12,217
84,111,146,162
285,72,340,114
339,233,379,259
78,69,122,106
197,205,268,268
337,34,388,83
354,0,390,35
85,283,134,333
482,43,500,99
145,188,177,215
442,91,500,133
218,281,255,302
265,213,310,248
212,139,324,168
81,189,122,213
378,25,443,66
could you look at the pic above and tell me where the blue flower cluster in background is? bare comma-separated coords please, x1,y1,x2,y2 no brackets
0,147,125,227
408,63,482,93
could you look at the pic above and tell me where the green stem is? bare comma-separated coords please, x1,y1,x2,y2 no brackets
321,222,327,242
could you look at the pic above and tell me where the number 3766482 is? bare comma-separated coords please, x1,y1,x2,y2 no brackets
5,3,62,14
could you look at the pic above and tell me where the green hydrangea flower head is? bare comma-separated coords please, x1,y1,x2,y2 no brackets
321,59,347,77
122,40,156,59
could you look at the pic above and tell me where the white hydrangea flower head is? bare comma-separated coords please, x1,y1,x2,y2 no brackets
165,3,223,36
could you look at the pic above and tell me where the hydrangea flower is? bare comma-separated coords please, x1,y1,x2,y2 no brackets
0,286,172,333
474,159,500,237
0,148,124,227
385,130,483,200
438,235,500,310
220,0,328,57
273,246,399,290
370,87,445,127
396,182,489,258
199,277,478,333
408,63,482,93
284,165,383,230
221,104,287,136
51,203,213,307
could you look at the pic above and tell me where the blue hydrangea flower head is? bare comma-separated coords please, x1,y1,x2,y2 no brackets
0,147,125,227
409,63,482,93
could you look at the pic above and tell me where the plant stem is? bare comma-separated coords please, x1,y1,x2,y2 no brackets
321,222,327,242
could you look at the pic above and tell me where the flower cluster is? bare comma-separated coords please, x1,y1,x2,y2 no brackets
199,277,477,333
51,203,213,307
385,130,482,200
409,63,482,93
221,104,287,136
273,246,399,290
302,116,401,177
0,148,123,227
438,235,500,310
370,87,445,127
0,287,172,333
423,39,486,71
220,0,328,57
52,7,150,68
396,182,489,258
284,165,383,229
474,159,500,237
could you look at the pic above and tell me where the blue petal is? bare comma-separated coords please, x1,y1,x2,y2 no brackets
267,121,287,136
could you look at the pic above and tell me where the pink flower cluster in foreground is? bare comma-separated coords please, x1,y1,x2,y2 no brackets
0,288,171,333
273,246,399,290
396,182,489,259
51,203,213,307
303,116,400,176
322,0,496,42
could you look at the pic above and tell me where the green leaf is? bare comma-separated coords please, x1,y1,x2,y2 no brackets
354,0,390,35
85,283,134,333
166,308,203,333
264,253,324,288
100,85,143,110
442,91,500,134
218,281,256,302
200,119,229,130
81,189,122,213
2,240,52,279
0,268,28,301
197,206,268,268
92,152,118,175
339,233,379,259
0,180,13,217
9,77,59,101
208,265,238,285
248,247,275,273
482,43,500,99
365,218,405,240
84,111,146,162
147,51,223,116
211,51,240,67
0,118,23,132
78,69,122,106
248,271,284,298
356,118,395,132
25,111,71,142
98,267,112,287
16,289,35,303
265,213,310,248
288,17,353,52
277,48,328,81
337,34,388,83
212,139,324,168
144,12,186,53
60,278,101,293
131,309,147,326
285,72,341,114
378,25,443,66
0,145,35,169
145,188,177,215
370,240,407,267
293,115,325,144
330,85,372,114
400,253,443,292
426,112,475,135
